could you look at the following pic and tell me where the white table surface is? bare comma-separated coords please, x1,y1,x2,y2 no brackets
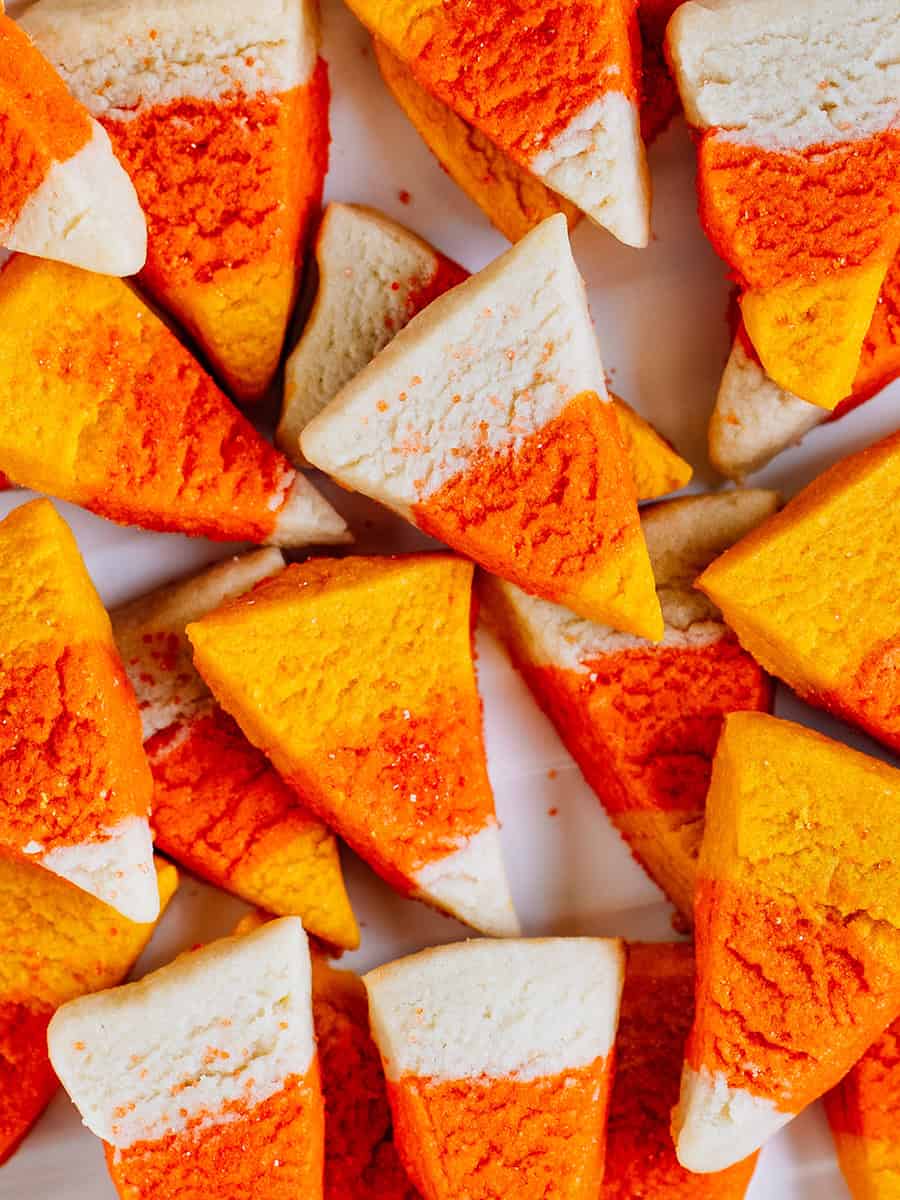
2,1,898,1196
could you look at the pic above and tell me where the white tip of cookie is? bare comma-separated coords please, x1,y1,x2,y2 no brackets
5,122,146,276
413,825,520,937
48,917,314,1148
269,474,351,547
31,815,159,923
710,338,826,479
674,1064,792,1172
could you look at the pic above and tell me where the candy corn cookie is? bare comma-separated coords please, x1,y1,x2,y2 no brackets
675,713,900,1172
0,856,176,1166
23,0,328,403
697,431,900,752
280,203,467,458
111,552,359,951
49,918,323,1200
668,0,900,408
365,938,624,1200
373,42,580,244
187,554,519,936
0,256,347,546
346,0,650,246
302,217,662,639
312,956,420,1200
637,0,685,144
0,500,158,921
0,12,145,275
711,256,900,479
281,204,690,496
481,490,776,918
604,942,757,1199
825,1017,900,1200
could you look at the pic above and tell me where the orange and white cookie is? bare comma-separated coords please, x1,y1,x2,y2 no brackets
23,0,328,402
0,500,157,921
302,216,662,639
281,204,690,495
668,0,900,408
187,554,518,936
0,12,145,274
674,713,900,1172
280,203,467,459
0,256,347,546
111,551,359,950
697,431,900,753
0,856,177,1166
711,256,900,478
604,942,758,1199
48,918,324,1200
347,0,650,246
825,1017,900,1200
481,490,775,918
365,938,624,1200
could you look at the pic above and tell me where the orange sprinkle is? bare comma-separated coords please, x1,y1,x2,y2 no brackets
689,879,900,1111
699,130,900,291
0,642,151,857
408,0,639,165
389,1059,609,1199
106,1068,323,1200
414,392,640,611
0,17,91,229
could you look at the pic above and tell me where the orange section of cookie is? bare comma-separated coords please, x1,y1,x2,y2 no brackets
637,0,683,144
312,958,420,1200
674,713,900,1172
108,65,329,403
0,499,157,921
697,431,900,753
603,942,757,1199
0,856,177,1165
0,256,346,545
481,491,776,918
112,552,359,951
188,555,518,936
104,1065,323,1200
825,1017,900,1199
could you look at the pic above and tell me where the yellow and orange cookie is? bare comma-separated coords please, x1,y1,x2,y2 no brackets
0,256,347,546
302,216,662,639
0,500,158,921
0,856,176,1165
0,11,145,274
825,1017,900,1200
312,956,420,1200
674,712,900,1172
364,938,624,1200
23,0,328,403
111,551,359,951
347,0,650,247
48,918,323,1200
481,490,776,919
281,203,690,495
604,942,757,1198
711,255,900,479
697,431,900,753
668,0,900,408
187,554,519,936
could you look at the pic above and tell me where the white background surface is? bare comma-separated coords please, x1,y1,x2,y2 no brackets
2,1,899,1196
